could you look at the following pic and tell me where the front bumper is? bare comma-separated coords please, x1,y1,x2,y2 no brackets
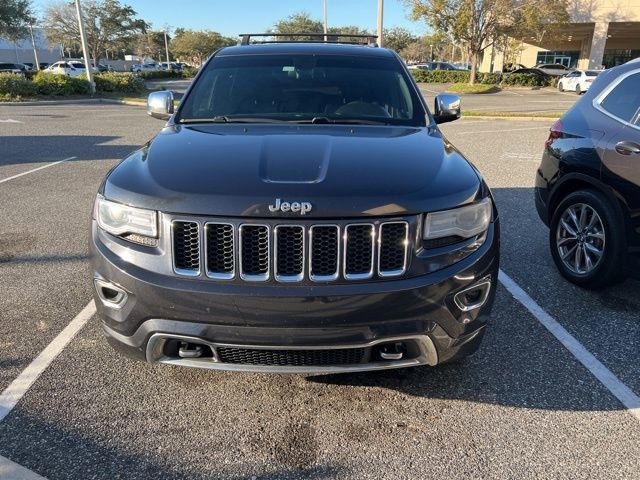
90,220,500,373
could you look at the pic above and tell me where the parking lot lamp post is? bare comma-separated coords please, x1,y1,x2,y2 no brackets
74,0,95,94
377,0,384,47
164,26,171,66
28,23,40,71
323,0,328,42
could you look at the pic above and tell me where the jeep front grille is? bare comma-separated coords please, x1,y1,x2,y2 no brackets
171,219,410,283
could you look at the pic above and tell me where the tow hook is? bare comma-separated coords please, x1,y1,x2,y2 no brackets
379,342,404,360
178,342,203,359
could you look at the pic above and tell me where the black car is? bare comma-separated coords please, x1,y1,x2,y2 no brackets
90,34,500,373
509,67,551,78
535,59,640,288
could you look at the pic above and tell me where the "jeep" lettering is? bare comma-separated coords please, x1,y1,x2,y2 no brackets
268,198,312,215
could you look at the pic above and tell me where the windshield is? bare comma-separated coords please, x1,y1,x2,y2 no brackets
178,53,425,126
585,71,599,76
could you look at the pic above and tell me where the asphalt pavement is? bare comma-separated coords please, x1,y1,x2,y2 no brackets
0,100,638,479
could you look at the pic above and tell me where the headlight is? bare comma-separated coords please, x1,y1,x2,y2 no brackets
423,197,492,240
96,196,157,239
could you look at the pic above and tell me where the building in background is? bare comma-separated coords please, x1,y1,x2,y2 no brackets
482,0,640,71
0,28,61,65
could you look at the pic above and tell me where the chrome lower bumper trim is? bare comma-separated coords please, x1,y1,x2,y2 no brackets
146,333,439,374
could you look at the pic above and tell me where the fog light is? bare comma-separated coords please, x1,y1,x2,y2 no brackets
453,278,491,312
94,278,128,309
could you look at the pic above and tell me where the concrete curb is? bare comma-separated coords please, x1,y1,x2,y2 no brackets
461,115,558,122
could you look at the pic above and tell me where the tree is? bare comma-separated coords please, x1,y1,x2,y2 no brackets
328,25,372,43
135,30,168,61
274,11,323,40
43,0,146,66
0,0,32,41
170,29,234,65
400,33,450,62
383,27,416,53
405,0,569,84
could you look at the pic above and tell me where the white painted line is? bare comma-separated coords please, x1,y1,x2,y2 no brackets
0,301,95,423
499,270,640,423
0,119,23,124
0,156,76,184
459,126,549,135
0,455,47,480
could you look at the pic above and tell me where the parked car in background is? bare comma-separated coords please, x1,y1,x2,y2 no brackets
159,62,182,71
46,60,95,76
17,63,33,71
502,63,526,72
507,68,552,79
535,63,573,76
557,70,601,94
95,63,113,72
0,62,24,74
535,59,640,288
408,61,458,71
131,62,159,73
452,62,471,70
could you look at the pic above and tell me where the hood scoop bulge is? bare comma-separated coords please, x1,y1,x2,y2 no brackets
259,135,331,184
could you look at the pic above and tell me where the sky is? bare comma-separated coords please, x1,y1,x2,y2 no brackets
31,0,430,38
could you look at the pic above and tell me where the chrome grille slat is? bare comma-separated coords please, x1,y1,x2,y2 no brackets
172,221,201,276
343,224,375,280
239,224,270,281
205,222,235,279
309,225,340,282
274,225,305,282
378,221,409,277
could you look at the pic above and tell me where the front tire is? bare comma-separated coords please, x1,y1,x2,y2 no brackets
558,82,564,92
549,190,626,289
575,84,582,94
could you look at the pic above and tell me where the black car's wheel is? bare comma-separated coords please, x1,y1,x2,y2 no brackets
575,84,581,94
549,190,626,289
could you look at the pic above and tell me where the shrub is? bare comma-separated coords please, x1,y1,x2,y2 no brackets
500,72,554,87
137,68,199,80
94,72,145,93
31,72,90,96
411,69,554,88
0,73,36,98
181,67,198,78
411,69,470,84
137,70,179,80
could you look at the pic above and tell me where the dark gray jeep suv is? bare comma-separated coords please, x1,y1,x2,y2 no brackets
90,35,500,373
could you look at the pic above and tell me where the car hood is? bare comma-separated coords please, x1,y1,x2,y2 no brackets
103,124,482,218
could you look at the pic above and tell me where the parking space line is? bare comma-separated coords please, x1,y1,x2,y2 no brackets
459,126,549,135
0,157,76,184
0,455,47,480
0,301,95,423
499,270,640,423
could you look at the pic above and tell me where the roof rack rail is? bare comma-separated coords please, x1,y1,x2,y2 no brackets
238,33,379,47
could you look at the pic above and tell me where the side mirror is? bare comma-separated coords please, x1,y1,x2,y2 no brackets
433,93,461,124
147,90,174,120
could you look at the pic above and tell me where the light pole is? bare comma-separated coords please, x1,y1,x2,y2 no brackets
164,26,171,67
74,0,95,94
28,23,40,70
323,0,328,42
377,0,384,47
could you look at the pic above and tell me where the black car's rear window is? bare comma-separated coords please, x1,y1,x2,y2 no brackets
178,53,425,126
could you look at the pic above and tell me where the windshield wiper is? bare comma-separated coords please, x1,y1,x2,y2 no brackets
179,116,286,124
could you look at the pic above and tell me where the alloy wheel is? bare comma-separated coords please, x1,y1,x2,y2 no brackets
556,203,605,275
